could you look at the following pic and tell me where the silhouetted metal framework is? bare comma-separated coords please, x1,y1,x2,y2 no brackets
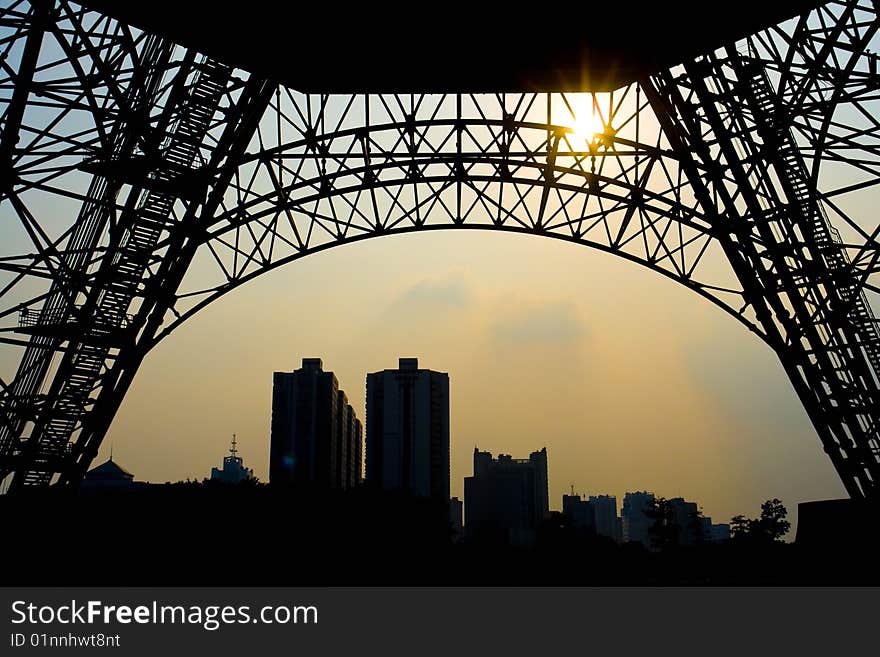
0,0,879,495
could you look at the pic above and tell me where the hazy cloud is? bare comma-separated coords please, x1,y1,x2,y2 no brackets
492,301,587,345
391,275,471,311
679,320,807,428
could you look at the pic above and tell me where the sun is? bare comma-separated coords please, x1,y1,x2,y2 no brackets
572,110,601,144
557,94,604,145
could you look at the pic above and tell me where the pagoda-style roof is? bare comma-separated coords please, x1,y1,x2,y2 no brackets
84,458,134,481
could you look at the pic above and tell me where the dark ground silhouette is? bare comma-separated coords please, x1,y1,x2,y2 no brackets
2,482,877,586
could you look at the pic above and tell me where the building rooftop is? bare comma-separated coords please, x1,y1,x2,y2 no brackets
85,458,133,479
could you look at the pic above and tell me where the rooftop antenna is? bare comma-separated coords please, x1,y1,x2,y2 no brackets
230,433,238,458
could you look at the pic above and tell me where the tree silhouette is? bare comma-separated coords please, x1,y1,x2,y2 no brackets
645,497,679,551
689,507,707,545
730,514,752,540
756,498,790,542
729,499,790,544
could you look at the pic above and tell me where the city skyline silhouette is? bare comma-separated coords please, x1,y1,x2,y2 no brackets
86,306,841,537
0,0,875,547
3,2,880,599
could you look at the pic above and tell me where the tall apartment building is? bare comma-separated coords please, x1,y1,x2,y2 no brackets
270,358,362,488
668,497,701,546
365,358,449,501
343,401,363,487
589,494,621,543
464,447,550,546
621,491,655,547
562,494,596,532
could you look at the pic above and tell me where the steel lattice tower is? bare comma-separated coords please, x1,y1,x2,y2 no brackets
1,0,879,497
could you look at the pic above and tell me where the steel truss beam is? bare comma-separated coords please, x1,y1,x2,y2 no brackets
0,0,878,495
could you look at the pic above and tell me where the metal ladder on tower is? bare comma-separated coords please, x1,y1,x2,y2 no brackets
15,57,233,486
741,59,880,390
0,35,174,481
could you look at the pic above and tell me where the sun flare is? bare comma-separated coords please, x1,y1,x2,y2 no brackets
556,94,605,145
572,110,601,143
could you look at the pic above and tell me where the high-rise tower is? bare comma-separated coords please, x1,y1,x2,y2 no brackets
365,358,449,501
270,358,362,488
